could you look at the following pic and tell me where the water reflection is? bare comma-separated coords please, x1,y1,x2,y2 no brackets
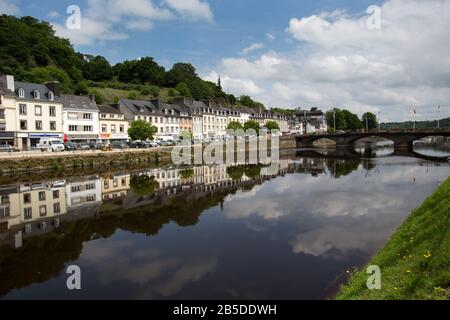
0,150,449,299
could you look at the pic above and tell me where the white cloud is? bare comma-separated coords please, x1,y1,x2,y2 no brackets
266,33,275,41
47,11,60,19
51,0,213,45
241,42,264,55
165,0,213,22
205,0,450,122
0,0,18,14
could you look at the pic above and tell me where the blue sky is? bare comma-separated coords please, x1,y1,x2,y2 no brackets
1,0,449,121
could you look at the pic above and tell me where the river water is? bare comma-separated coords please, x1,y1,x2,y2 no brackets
0,145,449,299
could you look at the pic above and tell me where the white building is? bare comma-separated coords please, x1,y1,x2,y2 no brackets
60,95,100,143
98,105,129,143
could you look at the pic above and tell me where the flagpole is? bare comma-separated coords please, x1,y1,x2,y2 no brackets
413,109,416,131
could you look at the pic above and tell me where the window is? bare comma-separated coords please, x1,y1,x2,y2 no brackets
33,90,40,99
111,125,116,133
54,203,61,214
49,106,56,117
20,120,27,130
34,105,42,116
69,125,78,132
83,126,93,132
0,109,4,120
39,191,46,201
120,125,124,133
18,88,25,98
68,112,78,119
53,190,60,199
39,205,47,217
86,182,95,190
102,124,107,133
109,114,115,119
23,193,31,204
19,104,27,115
48,91,54,101
101,114,106,118
35,120,42,130
24,207,32,220
83,113,92,119
50,121,56,131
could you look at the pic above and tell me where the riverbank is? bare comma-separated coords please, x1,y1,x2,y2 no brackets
336,177,450,300
0,136,297,175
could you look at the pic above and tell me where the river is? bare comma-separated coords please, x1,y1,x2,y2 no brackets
0,145,449,299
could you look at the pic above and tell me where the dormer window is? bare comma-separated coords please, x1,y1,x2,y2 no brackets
18,88,25,98
48,91,54,101
33,90,40,100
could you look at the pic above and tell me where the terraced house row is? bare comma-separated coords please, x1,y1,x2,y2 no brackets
0,75,311,150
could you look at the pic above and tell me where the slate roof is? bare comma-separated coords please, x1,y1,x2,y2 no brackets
120,99,162,116
14,81,59,101
98,105,123,115
60,94,98,111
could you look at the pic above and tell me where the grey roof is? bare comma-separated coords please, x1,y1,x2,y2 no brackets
60,94,98,111
14,81,59,101
120,99,162,116
98,105,123,115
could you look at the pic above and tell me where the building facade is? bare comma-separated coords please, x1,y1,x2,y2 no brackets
61,95,100,143
98,105,129,143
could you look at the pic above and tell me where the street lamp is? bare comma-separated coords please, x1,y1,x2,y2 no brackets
333,111,336,132
437,105,441,129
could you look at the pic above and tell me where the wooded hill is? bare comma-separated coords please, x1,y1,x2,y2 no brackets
0,14,265,108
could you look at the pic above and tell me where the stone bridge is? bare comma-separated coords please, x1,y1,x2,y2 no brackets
295,130,450,149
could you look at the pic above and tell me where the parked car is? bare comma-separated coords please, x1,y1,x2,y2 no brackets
129,141,142,149
37,138,65,152
76,143,91,151
0,143,13,153
89,142,104,150
64,142,77,151
111,141,129,150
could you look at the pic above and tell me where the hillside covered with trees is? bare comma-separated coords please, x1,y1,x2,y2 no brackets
0,14,264,108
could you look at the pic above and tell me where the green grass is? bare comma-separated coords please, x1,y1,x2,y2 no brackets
89,87,173,104
337,177,450,300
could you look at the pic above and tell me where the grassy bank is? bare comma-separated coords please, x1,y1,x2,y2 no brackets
337,177,450,300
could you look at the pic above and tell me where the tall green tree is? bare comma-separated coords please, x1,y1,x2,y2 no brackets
128,120,157,141
326,108,347,131
362,112,378,130
83,55,112,81
227,121,243,130
265,120,280,131
342,110,363,130
244,120,261,133
166,63,197,87
175,82,192,97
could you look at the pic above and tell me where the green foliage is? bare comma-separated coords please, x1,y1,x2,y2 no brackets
362,112,378,130
114,57,166,86
227,121,243,131
175,82,192,97
238,95,265,110
73,81,89,95
128,120,156,141
343,110,363,130
83,55,112,81
337,177,450,300
180,168,194,179
265,120,280,131
326,108,362,131
20,66,72,92
166,63,197,87
226,165,246,180
127,90,139,100
130,175,159,196
244,120,261,133
168,88,179,97
88,89,105,104
381,118,450,130
188,78,215,100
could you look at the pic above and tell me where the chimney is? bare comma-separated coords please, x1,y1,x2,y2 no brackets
45,81,60,97
89,94,97,105
0,75,15,92
202,99,212,108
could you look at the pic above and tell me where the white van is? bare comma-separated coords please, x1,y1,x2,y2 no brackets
157,135,175,142
37,138,65,152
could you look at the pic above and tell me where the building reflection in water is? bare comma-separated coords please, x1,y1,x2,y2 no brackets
0,158,324,249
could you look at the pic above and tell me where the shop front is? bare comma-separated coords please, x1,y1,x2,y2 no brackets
100,133,128,144
0,131,15,147
65,134,99,144
29,133,64,148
